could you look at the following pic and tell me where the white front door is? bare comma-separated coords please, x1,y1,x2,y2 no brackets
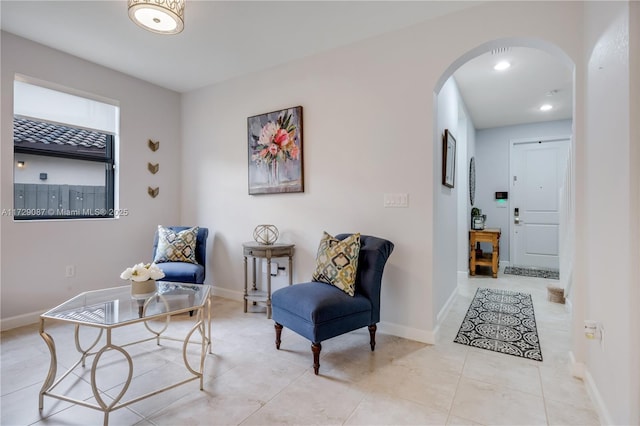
510,138,570,269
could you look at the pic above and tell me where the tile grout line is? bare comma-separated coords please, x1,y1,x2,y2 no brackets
444,344,471,425
538,364,551,425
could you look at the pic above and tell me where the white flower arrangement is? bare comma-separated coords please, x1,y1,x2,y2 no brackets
120,262,165,282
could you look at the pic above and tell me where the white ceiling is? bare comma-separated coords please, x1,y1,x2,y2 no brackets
0,1,573,129
453,46,573,129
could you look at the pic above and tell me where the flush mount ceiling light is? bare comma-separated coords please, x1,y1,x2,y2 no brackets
493,61,511,71
128,0,185,35
540,104,553,111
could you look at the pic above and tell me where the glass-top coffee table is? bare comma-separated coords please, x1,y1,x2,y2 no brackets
38,282,212,426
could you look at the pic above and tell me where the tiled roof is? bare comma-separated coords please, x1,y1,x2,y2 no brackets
13,116,107,149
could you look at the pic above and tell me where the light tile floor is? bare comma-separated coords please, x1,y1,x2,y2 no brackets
1,272,601,425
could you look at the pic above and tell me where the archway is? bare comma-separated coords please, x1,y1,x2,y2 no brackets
432,37,576,347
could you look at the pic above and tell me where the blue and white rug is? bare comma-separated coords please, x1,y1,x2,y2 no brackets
454,288,543,361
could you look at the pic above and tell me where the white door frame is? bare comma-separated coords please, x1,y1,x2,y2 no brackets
509,135,572,268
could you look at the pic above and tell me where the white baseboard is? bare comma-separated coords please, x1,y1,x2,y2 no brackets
564,297,573,313
584,369,613,425
210,286,243,301
378,320,434,344
1,287,438,348
457,270,468,281
437,285,458,324
570,351,613,425
212,284,439,345
0,310,42,331
1,286,243,332
568,351,585,378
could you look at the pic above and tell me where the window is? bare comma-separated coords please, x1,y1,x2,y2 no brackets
12,79,119,220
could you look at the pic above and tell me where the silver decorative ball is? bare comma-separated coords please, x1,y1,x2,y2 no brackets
253,224,279,245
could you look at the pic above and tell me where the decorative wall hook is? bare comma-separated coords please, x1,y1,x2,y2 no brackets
147,162,159,174
148,186,159,198
148,139,160,152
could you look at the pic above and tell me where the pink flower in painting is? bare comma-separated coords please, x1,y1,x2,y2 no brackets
274,128,290,146
259,122,278,146
251,109,300,170
289,145,300,160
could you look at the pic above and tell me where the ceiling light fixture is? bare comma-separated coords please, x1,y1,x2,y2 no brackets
128,0,185,35
540,104,553,111
493,61,511,71
491,47,511,55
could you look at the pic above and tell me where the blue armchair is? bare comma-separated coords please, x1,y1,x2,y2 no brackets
271,234,394,375
152,226,209,284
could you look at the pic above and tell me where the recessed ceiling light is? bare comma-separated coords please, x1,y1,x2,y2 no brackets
540,104,553,111
493,61,511,71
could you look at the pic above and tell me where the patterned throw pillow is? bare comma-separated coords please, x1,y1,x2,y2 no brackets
153,226,199,264
311,232,361,296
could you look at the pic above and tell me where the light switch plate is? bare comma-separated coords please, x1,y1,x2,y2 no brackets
384,193,409,208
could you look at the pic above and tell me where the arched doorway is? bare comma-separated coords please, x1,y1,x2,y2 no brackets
432,37,576,350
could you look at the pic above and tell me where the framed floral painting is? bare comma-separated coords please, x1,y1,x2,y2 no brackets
247,106,303,195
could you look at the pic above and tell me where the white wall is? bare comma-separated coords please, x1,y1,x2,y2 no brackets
579,2,638,423
181,1,585,343
0,32,182,326
14,153,105,186
435,77,476,320
456,97,476,276
475,119,572,262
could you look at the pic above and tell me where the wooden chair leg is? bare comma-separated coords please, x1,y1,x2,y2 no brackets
311,342,322,375
275,323,283,349
368,324,377,351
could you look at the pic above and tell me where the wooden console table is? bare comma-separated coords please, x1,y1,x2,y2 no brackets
469,228,501,278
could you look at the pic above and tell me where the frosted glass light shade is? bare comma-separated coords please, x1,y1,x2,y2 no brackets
128,0,185,35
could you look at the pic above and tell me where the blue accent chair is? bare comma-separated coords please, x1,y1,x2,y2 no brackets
272,234,394,375
152,226,209,284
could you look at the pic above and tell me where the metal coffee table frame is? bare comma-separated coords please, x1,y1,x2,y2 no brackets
38,283,212,426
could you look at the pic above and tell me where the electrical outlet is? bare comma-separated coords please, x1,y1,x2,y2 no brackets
65,265,75,277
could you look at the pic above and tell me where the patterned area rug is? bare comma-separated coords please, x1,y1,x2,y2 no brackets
454,288,543,361
504,265,559,280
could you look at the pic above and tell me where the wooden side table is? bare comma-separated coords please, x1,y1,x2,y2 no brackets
469,228,501,278
242,242,294,319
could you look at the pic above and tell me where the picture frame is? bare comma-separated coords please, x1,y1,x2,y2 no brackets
247,106,303,195
442,129,456,188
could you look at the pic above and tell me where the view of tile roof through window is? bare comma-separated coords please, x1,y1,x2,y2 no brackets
13,117,107,149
